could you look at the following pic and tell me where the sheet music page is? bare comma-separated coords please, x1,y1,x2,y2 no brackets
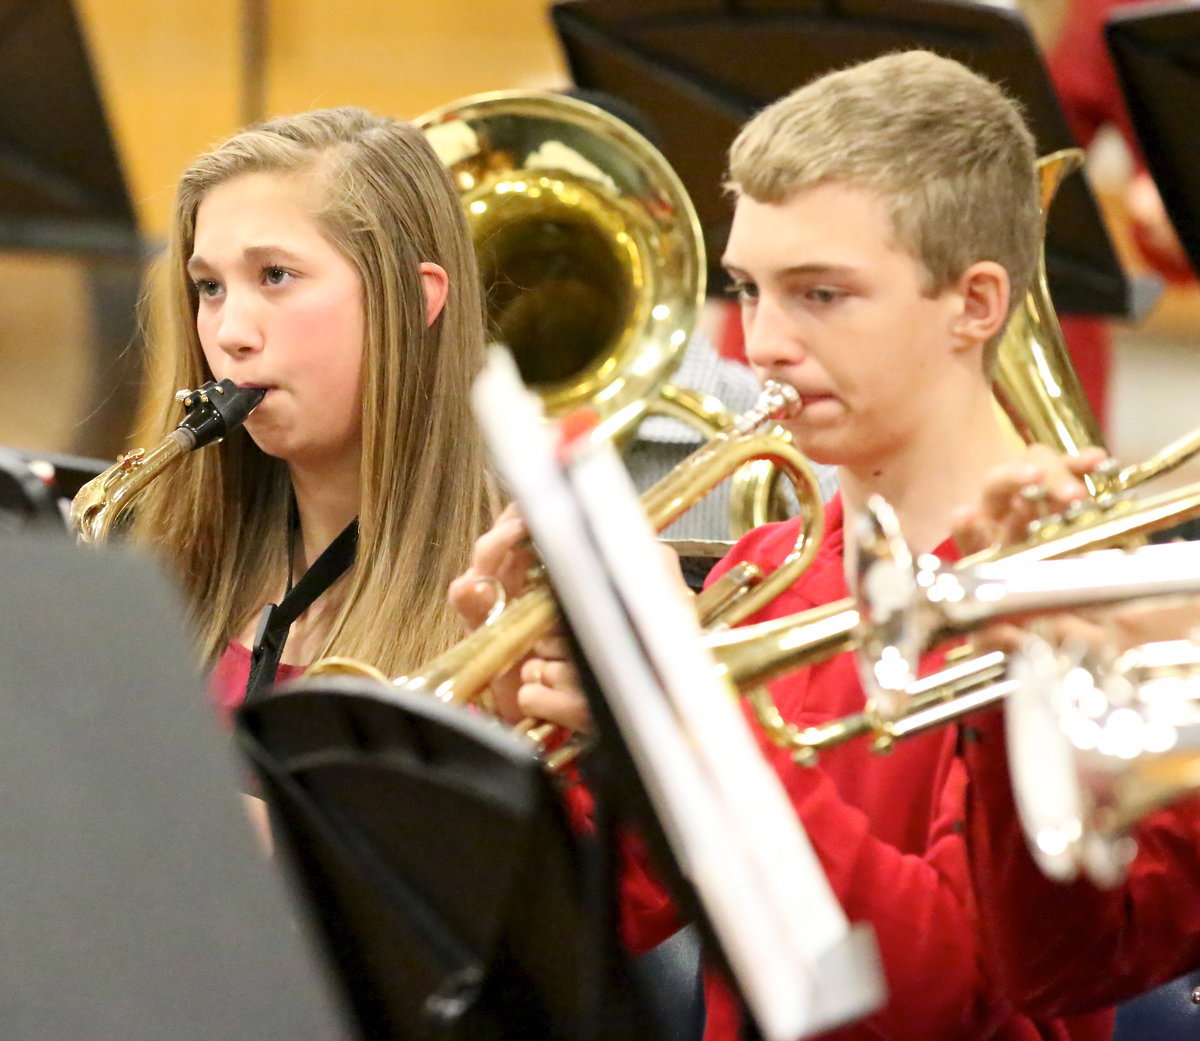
471,347,883,1041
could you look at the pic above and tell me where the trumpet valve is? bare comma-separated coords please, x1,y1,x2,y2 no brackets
790,744,820,768
523,721,559,746
869,732,897,755
1019,482,1060,537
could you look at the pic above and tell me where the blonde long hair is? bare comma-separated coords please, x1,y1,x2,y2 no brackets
132,107,495,676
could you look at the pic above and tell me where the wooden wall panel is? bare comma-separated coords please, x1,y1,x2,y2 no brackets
74,0,244,239
267,1,567,118
0,255,92,453
75,0,567,238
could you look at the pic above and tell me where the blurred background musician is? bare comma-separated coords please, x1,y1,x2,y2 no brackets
1028,0,1196,434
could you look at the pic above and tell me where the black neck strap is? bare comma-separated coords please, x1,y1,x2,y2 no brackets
244,518,359,705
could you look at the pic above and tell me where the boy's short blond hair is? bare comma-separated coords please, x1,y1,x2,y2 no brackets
728,50,1041,368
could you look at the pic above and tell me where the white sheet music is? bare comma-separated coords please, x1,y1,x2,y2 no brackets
471,347,884,1041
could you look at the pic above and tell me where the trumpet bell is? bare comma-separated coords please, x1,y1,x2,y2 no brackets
1008,635,1200,886
418,91,704,424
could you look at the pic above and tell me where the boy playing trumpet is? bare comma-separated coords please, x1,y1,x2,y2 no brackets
452,50,1113,1041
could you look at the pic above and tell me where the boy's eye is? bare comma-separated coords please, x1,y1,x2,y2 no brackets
263,266,289,286
725,281,759,304
808,287,842,304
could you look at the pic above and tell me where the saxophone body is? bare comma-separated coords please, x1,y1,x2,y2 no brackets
71,379,265,544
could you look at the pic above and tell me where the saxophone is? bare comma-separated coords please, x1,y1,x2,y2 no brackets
71,379,265,544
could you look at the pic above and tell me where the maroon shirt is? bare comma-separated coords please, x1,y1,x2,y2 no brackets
209,640,305,724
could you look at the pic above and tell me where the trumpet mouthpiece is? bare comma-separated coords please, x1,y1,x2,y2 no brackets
736,380,801,434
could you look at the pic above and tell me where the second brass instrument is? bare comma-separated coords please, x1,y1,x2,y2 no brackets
1008,635,1200,885
419,90,791,536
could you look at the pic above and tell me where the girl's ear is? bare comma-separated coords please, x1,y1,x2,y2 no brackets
419,262,450,326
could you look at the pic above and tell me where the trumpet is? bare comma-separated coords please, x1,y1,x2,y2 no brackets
1007,634,1200,885
705,470,1200,733
852,496,1200,721
742,648,1013,766
721,516,1200,765
306,380,827,709
71,380,265,544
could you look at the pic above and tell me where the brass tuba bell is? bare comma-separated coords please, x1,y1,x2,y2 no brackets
418,91,800,538
418,91,706,440
992,150,1106,460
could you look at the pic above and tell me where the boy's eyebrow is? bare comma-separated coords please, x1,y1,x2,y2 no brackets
721,260,859,279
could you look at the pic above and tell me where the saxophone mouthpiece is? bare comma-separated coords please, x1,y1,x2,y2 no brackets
176,379,267,450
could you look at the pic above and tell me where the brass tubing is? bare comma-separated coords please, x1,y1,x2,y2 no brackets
707,475,1200,701
742,649,1009,765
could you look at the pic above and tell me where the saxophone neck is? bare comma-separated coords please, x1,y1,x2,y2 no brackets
71,431,193,544
70,379,266,545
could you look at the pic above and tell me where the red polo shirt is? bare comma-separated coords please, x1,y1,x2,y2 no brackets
626,496,1114,1041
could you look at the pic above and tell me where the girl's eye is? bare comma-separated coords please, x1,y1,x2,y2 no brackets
263,266,290,286
193,279,221,298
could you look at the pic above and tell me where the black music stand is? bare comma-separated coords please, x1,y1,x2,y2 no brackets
0,447,108,535
235,678,659,1041
1106,1,1200,280
0,446,64,531
0,0,138,254
0,535,346,1040
1,0,146,457
551,0,1134,318
5,446,108,497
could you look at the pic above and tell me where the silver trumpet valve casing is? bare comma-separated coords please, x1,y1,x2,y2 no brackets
852,494,1200,723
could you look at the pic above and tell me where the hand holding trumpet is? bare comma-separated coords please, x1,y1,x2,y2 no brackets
950,444,1109,557
448,499,694,740
447,502,581,727
949,445,1200,654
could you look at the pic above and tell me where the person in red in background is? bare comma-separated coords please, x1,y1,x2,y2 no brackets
1044,0,1195,430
